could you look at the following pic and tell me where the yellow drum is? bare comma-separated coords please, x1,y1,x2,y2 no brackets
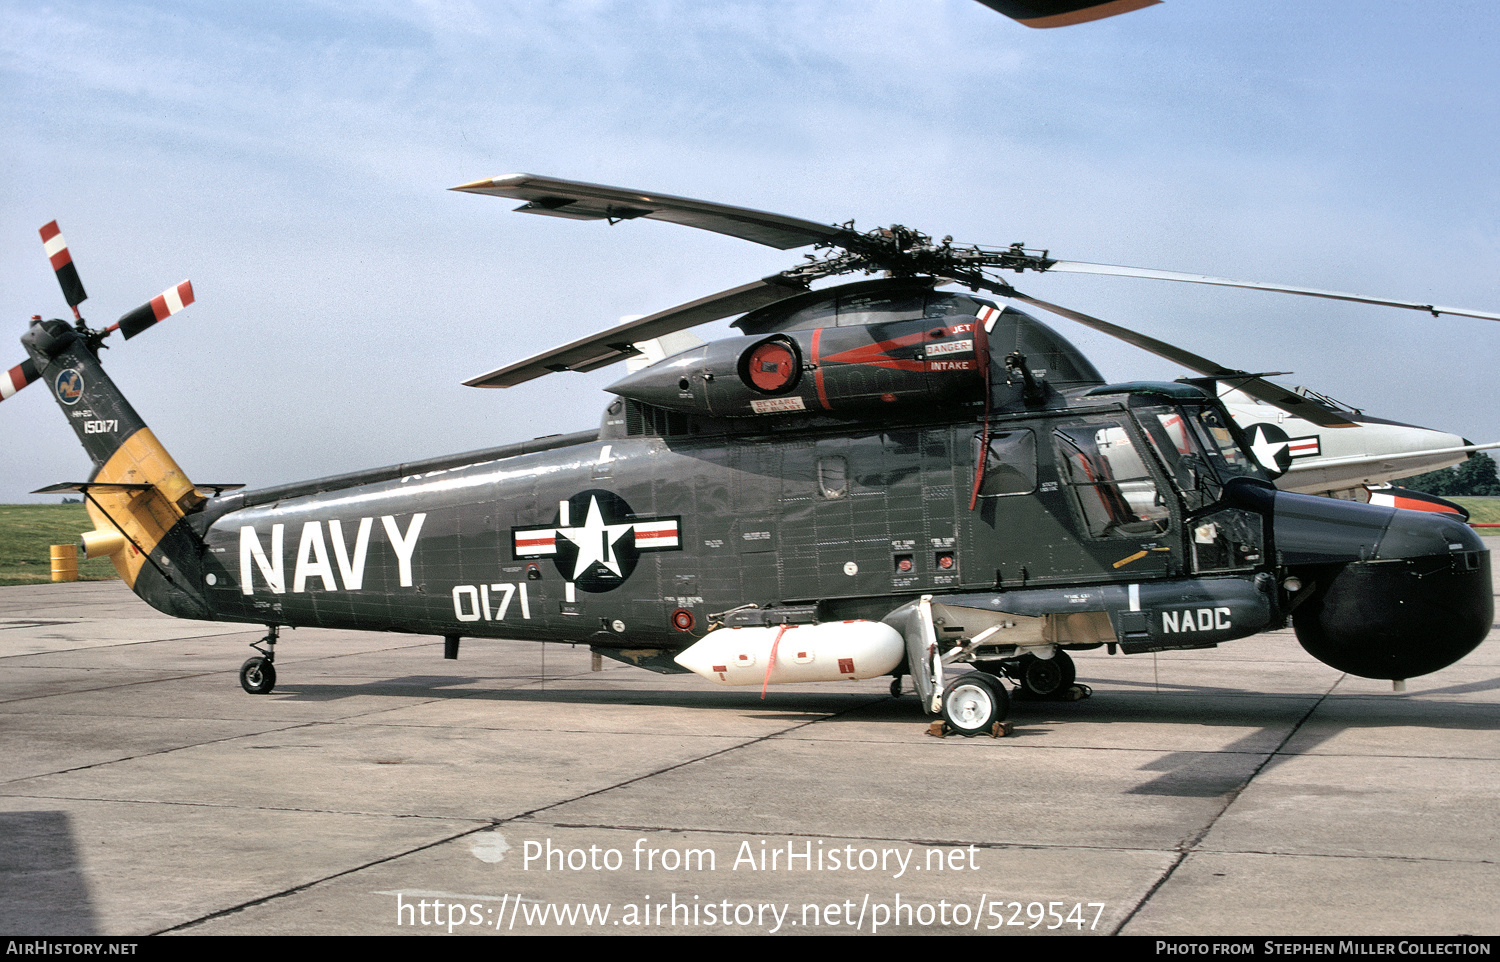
50,544,79,582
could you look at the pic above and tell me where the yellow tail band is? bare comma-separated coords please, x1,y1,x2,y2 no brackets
83,427,202,587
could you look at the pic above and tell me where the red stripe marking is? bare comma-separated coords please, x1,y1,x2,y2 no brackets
515,535,555,549
812,327,830,410
149,281,196,321
1392,497,1460,515
634,530,676,542
821,330,930,370
7,365,29,393
40,222,72,270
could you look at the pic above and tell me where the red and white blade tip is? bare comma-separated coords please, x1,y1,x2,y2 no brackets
39,220,72,270
150,280,195,320
1,360,40,402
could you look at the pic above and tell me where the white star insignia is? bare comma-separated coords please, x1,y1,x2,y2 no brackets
556,496,634,579
1249,425,1290,475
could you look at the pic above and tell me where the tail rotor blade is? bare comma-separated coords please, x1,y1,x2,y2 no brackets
111,280,195,340
0,358,41,403
39,221,88,317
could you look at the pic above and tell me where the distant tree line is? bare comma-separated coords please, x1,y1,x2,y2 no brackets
1395,452,1500,496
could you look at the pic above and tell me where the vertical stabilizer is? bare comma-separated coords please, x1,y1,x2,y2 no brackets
23,318,213,618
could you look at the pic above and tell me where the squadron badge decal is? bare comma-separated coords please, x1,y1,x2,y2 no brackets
54,368,84,405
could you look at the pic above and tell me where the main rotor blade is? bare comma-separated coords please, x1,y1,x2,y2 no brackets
452,174,845,251
1046,261,1500,323
465,274,809,388
39,221,87,315
973,0,1161,28
965,278,1360,428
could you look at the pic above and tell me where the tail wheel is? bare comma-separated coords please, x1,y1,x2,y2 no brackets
1016,650,1076,698
240,656,276,695
941,672,1009,736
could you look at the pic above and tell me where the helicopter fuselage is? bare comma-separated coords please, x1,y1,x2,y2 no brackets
22,278,1492,718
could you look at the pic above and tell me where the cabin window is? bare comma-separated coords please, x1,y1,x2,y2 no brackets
1054,421,1169,539
971,429,1037,497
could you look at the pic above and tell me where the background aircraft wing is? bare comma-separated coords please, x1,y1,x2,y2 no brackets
1283,441,1500,476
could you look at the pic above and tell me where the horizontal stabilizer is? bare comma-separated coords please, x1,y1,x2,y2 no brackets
465,275,808,388
33,481,154,495
192,483,246,497
452,174,845,250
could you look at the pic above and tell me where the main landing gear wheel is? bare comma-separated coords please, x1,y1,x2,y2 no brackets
1014,650,1076,699
941,672,1009,736
240,656,276,695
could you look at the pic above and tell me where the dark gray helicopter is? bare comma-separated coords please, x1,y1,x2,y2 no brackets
15,178,1493,735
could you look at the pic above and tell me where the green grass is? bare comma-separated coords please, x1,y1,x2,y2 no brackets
1452,497,1500,526
0,503,121,585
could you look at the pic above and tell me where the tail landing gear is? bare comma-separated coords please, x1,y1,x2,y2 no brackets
240,626,279,695
1012,650,1077,699
975,650,1089,701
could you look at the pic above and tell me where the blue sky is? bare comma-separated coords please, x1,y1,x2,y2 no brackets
3,1,1497,500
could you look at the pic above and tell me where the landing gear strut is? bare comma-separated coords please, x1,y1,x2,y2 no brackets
240,625,279,695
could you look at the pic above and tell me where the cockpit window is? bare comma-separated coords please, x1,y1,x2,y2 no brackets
1136,404,1262,512
1185,406,1260,478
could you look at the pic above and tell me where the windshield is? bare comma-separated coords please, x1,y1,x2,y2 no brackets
1135,403,1263,510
